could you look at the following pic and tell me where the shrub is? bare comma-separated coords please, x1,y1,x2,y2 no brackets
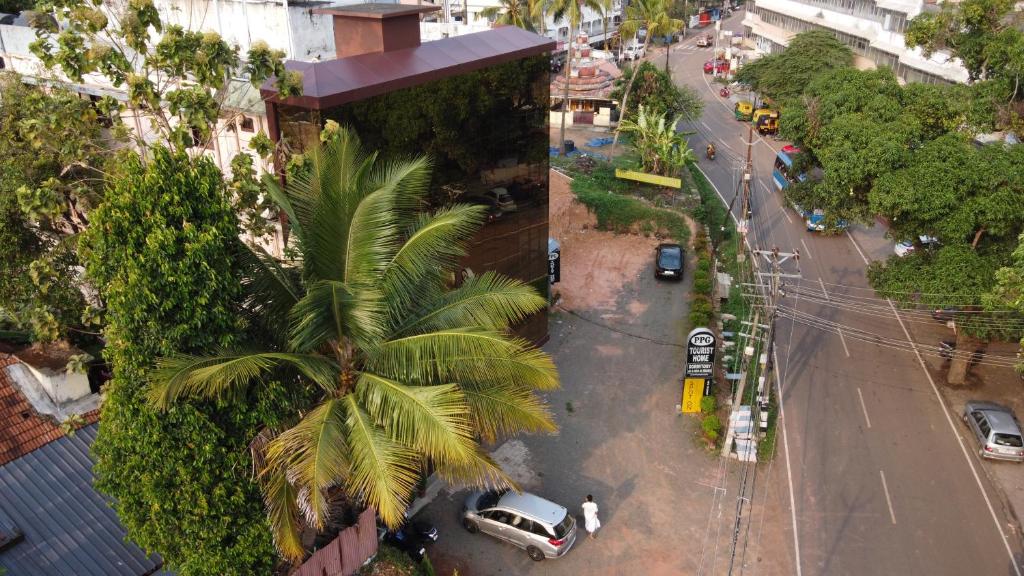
692,225,709,254
689,294,713,327
702,414,722,441
700,395,717,415
693,276,712,296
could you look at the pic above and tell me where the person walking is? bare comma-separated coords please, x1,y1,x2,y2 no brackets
582,494,600,539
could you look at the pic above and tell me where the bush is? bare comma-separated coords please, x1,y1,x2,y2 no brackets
700,395,717,415
692,225,709,254
689,294,713,327
702,414,722,441
693,277,712,296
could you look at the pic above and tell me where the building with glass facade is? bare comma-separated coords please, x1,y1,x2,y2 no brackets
262,4,554,342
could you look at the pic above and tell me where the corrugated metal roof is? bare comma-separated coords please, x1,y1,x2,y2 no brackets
0,423,167,576
262,25,555,110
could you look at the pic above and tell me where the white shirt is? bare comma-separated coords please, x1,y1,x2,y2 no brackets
582,501,598,521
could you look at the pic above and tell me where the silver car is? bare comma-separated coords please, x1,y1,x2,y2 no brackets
461,489,576,561
963,401,1024,462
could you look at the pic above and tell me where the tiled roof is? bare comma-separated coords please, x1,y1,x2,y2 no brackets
0,354,99,466
0,423,167,575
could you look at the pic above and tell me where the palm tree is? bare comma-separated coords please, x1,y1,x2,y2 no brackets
619,104,695,176
597,0,613,51
549,0,603,155
612,0,682,146
148,126,559,560
481,0,536,31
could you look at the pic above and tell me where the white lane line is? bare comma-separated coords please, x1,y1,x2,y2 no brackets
818,278,850,356
879,470,897,525
781,206,793,224
701,120,713,132
800,238,812,260
846,230,871,266
775,348,803,576
857,387,872,429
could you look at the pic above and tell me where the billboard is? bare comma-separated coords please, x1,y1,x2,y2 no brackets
685,327,716,379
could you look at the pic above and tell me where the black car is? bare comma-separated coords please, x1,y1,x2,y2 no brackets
655,243,684,279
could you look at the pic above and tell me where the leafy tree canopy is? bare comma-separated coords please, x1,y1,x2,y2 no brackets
611,61,703,122
0,74,111,343
82,147,298,575
733,31,853,106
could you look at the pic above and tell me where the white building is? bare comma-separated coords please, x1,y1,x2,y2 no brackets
741,0,969,84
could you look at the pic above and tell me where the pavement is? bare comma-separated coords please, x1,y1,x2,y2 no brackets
670,13,1024,576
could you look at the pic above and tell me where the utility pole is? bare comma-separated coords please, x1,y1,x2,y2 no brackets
737,122,753,262
752,247,801,431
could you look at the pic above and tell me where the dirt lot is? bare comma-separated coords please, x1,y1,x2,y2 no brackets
548,171,663,311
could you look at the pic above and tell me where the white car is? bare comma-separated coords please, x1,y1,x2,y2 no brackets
894,235,938,257
621,43,645,61
481,187,517,213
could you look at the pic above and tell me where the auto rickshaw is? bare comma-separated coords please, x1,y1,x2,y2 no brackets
734,101,753,121
752,108,779,135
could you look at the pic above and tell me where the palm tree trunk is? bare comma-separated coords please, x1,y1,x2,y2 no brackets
612,35,651,147
664,33,671,77
560,25,575,155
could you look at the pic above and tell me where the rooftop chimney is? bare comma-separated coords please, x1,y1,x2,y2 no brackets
313,3,441,59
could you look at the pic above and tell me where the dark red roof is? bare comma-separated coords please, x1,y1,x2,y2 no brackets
262,26,556,110
0,355,99,466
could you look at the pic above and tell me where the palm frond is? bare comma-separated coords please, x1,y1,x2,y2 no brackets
380,204,486,316
236,240,302,341
341,395,421,529
369,328,560,392
266,398,351,530
430,443,517,490
392,271,547,337
460,382,557,443
262,174,305,245
288,280,386,353
355,372,479,465
258,459,306,561
147,351,340,409
344,156,433,287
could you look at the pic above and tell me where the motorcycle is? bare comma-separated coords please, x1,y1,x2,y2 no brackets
706,145,716,160
720,86,731,98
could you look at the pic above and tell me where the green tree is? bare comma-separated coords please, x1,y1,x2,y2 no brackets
869,139,1024,383
610,60,703,122
905,0,1024,134
0,74,110,343
549,0,603,154
612,0,681,146
147,127,559,560
733,31,853,106
30,0,301,150
618,105,695,176
81,147,298,574
481,0,536,31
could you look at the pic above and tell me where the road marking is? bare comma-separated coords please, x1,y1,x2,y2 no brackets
818,278,850,356
780,206,793,224
775,348,803,576
800,238,812,260
883,287,1024,575
857,387,872,428
845,230,871,266
879,470,897,525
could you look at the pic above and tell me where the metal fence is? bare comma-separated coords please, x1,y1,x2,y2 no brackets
293,507,378,576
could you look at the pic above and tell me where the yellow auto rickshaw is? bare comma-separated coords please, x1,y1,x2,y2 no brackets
752,108,779,135
734,101,753,121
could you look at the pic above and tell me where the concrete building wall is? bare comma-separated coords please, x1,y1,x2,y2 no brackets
741,0,968,84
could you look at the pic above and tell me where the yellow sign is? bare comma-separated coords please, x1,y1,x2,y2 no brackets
615,168,682,189
681,378,705,413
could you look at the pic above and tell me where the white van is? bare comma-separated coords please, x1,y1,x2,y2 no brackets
621,41,645,61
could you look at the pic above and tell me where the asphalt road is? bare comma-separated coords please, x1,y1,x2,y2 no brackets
672,16,1024,576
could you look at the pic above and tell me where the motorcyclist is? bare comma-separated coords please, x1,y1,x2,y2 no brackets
706,143,716,160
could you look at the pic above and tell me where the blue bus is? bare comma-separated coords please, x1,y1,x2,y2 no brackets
773,147,847,232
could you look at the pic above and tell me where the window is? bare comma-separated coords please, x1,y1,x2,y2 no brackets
481,510,510,523
529,521,553,538
973,412,991,438
552,514,574,539
995,433,1024,448
239,116,255,132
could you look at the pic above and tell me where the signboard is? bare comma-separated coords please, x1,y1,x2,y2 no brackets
682,378,704,413
685,327,717,378
615,168,682,189
548,238,561,285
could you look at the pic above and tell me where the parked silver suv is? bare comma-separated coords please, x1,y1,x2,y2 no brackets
963,401,1024,462
461,489,576,561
